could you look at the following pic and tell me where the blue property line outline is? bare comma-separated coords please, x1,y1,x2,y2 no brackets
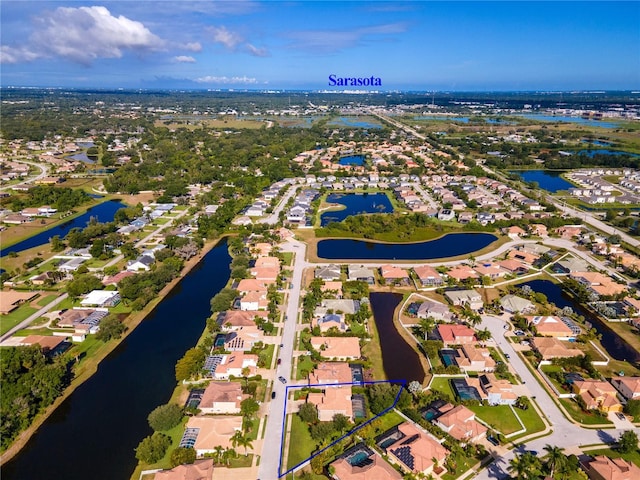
278,379,407,478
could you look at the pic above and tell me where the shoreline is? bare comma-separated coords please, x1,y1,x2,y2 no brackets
0,237,221,466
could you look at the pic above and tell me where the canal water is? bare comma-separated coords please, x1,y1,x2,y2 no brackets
2,239,232,480
317,233,497,260
521,279,640,363
0,200,125,258
369,292,425,383
320,193,393,226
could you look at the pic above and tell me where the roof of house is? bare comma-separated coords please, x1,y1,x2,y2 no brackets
310,336,361,359
455,345,496,369
236,278,268,293
499,294,535,313
219,310,268,327
530,337,583,359
20,335,67,351
102,270,136,286
200,381,246,407
0,290,39,314
446,265,479,280
612,376,640,395
153,459,214,480
584,455,640,480
413,264,442,280
437,324,477,343
185,416,243,451
380,264,409,279
307,385,353,418
527,316,574,336
386,421,449,473
309,362,353,384
254,256,280,268
436,405,487,441
331,453,402,480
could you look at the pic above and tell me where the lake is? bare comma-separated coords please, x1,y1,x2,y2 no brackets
369,292,425,383
0,200,125,258
415,115,470,123
581,139,612,146
2,239,232,480
327,117,382,129
515,114,620,129
521,279,640,363
320,193,393,226
68,152,95,163
576,149,640,158
317,233,498,260
338,155,365,166
511,170,575,193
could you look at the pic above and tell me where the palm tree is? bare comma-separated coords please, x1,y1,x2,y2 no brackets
543,444,566,478
419,317,436,339
508,452,542,480
212,445,225,465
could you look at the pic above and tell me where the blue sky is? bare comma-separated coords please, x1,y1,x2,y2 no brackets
1,1,638,90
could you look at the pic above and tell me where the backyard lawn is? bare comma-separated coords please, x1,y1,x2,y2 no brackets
468,405,522,435
37,294,59,307
428,377,456,400
296,354,315,380
510,404,547,439
560,399,613,426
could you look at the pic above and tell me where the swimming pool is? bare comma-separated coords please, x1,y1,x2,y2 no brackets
440,349,458,367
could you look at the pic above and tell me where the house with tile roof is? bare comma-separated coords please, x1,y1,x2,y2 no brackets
307,386,354,421
310,336,361,360
182,416,243,456
582,455,640,480
454,344,496,373
413,265,444,287
381,421,449,476
309,362,353,385
199,381,248,414
530,337,583,360
573,380,622,413
437,324,477,346
153,459,214,480
444,289,483,310
610,376,640,400
527,315,576,339
435,405,487,444
330,450,402,480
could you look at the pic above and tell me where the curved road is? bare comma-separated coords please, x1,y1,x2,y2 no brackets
0,159,49,192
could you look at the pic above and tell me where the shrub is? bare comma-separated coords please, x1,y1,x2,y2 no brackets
148,403,183,431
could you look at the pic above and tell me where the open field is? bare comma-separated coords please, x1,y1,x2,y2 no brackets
155,117,266,130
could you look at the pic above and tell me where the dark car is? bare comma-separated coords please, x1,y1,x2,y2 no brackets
487,436,499,446
271,391,276,399
277,358,281,365
278,376,287,384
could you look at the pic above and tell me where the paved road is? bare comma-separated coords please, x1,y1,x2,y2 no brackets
0,293,69,344
259,183,300,225
0,159,49,192
258,238,309,479
476,313,640,479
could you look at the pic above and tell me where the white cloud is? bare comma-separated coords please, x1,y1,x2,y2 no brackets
195,75,258,84
172,55,196,63
183,42,203,52
286,22,408,53
245,43,270,57
208,25,243,49
1,45,41,64
2,5,164,65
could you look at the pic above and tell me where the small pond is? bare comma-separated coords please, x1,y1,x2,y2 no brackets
338,155,365,166
317,233,498,260
576,149,640,158
327,117,382,129
320,193,392,226
511,170,575,193
515,114,620,129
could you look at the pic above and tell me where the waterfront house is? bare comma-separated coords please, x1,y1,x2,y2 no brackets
413,265,444,287
416,300,453,322
570,271,627,298
610,376,640,401
479,373,518,405
309,362,353,384
315,264,342,281
527,315,576,339
218,310,268,330
153,459,214,480
499,294,535,314
182,416,243,457
80,290,120,308
198,381,248,414
223,326,264,351
347,265,376,284
446,265,478,281
530,337,583,360
313,313,347,333
434,405,487,444
211,353,258,380
320,299,360,315
310,336,361,360
497,259,529,275
379,265,410,285
436,324,477,346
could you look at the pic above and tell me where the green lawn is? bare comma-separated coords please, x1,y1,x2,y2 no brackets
281,252,293,266
37,294,59,307
296,354,316,380
429,377,456,400
256,343,275,369
370,410,405,433
510,405,546,440
0,304,38,335
287,414,317,470
228,454,253,468
468,405,522,435
441,451,484,480
559,399,613,425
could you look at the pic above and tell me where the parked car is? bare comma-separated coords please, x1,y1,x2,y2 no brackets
277,358,281,365
504,353,511,359
616,412,627,421
487,436,499,446
271,391,276,399
278,376,287,384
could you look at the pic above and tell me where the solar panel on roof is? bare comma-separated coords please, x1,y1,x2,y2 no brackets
401,433,419,445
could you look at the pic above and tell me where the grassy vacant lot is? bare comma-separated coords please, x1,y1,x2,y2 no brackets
361,316,386,380
286,414,316,470
468,405,522,435
585,447,640,467
36,294,59,307
0,304,38,335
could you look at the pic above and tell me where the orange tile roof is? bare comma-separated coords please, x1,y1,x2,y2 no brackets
310,336,361,359
309,362,353,384
386,422,449,474
153,459,214,480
